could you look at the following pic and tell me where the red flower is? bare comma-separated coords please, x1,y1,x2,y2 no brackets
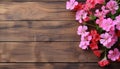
85,0,96,10
90,30,100,42
83,17,90,22
74,3,84,11
90,42,98,50
98,59,110,67
93,50,101,57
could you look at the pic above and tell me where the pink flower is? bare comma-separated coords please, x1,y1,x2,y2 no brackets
100,32,117,48
77,25,89,36
95,0,105,4
100,33,115,48
107,31,118,48
66,0,78,10
96,18,104,27
108,48,120,61
76,10,88,23
79,32,92,49
81,33,92,41
95,6,109,18
79,40,90,49
114,15,120,30
106,0,119,14
101,18,116,32
95,9,104,18
101,6,110,14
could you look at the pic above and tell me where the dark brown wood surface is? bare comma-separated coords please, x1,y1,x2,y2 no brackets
0,21,79,41
0,0,119,69
0,2,74,20
0,63,119,69
0,42,98,62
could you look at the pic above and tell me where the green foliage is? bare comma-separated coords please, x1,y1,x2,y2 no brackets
90,15,96,20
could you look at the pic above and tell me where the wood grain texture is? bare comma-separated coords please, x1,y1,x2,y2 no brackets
0,0,119,69
0,21,80,41
0,63,119,69
0,2,75,20
0,42,98,62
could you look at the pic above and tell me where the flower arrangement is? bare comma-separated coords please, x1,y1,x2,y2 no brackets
66,0,120,67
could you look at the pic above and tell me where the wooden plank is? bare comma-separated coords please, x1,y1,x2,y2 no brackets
0,2,75,20
0,42,98,62
0,21,80,41
0,63,119,69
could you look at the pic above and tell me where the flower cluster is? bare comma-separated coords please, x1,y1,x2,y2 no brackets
66,0,120,67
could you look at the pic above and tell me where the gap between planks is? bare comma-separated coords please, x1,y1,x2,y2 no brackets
0,63,119,69
0,21,82,42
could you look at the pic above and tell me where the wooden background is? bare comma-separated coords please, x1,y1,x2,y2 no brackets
0,0,119,69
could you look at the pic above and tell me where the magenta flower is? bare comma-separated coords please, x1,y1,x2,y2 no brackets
95,6,109,18
79,32,92,49
66,0,78,10
100,32,117,49
108,48,120,61
114,15,120,30
95,9,104,18
96,18,104,27
107,31,118,48
106,0,119,14
76,10,88,23
100,33,113,48
101,18,116,32
77,25,89,36
95,0,105,4
79,40,90,49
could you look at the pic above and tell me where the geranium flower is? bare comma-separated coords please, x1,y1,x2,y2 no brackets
95,0,105,4
85,0,105,10
79,32,92,49
86,0,96,8
90,30,100,42
96,18,104,27
76,10,88,23
93,50,101,57
74,3,84,11
101,18,116,32
90,42,98,50
100,32,117,49
108,48,120,61
98,58,110,67
106,0,119,14
95,6,109,18
100,33,113,48
79,40,90,49
114,15,120,30
77,25,89,36
66,0,78,10
66,0,120,67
